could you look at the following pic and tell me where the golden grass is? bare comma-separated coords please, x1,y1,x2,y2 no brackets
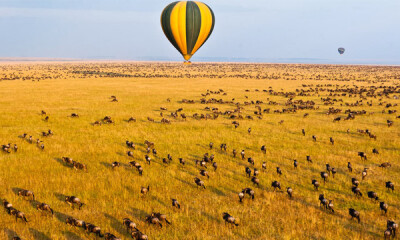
0,62,399,240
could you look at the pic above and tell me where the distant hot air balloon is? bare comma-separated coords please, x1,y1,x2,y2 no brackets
338,47,345,55
161,1,215,63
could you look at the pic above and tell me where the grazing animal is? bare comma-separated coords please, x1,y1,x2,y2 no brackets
329,137,334,145
312,180,320,191
245,167,252,177
141,186,150,196
386,181,394,191
271,181,281,191
36,202,53,215
306,155,312,163
240,150,245,160
362,168,368,180
200,170,210,178
348,162,353,172
276,167,282,175
66,217,86,228
351,187,362,197
349,208,360,223
172,199,180,209
179,158,185,165
387,220,398,237
145,215,163,228
152,212,171,225
352,178,360,187
379,162,392,168
241,188,255,201
18,189,35,200
127,151,134,157
293,160,298,169
62,157,74,165
319,194,328,209
247,157,255,165
222,212,239,227
286,187,293,198
327,200,334,213
11,209,28,223
358,152,367,161
331,168,337,178
262,162,267,170
253,168,259,176
232,149,237,158
372,148,379,154
72,161,87,171
85,223,103,237
251,177,260,186
367,191,379,201
302,129,306,136
104,233,121,240
65,196,84,209
261,145,266,154
123,218,137,232
145,155,151,165
194,178,206,189
380,202,388,214
112,161,120,169
212,162,217,171
320,172,328,183
209,142,213,150
131,228,148,240
312,135,317,142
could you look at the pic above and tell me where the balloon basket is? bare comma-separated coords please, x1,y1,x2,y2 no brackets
183,61,192,65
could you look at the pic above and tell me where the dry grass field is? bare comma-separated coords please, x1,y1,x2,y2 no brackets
0,62,399,240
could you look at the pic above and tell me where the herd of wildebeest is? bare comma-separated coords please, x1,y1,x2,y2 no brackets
1,63,400,239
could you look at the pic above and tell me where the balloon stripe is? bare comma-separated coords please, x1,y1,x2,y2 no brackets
186,2,201,57
191,2,213,55
170,2,186,55
178,2,188,56
161,2,181,54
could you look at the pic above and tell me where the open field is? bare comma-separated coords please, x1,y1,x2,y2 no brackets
0,62,399,240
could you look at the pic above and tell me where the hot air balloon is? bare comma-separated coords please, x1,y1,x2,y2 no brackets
338,47,345,55
161,1,215,63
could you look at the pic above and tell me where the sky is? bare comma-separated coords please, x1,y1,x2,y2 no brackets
0,0,399,64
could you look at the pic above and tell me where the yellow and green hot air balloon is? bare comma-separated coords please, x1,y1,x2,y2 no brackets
161,1,215,63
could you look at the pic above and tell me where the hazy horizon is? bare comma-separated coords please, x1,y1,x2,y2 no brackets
0,0,399,64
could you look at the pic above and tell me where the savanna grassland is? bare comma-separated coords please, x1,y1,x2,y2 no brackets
0,62,399,240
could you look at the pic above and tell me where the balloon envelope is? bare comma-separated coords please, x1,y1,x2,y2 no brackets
338,47,345,55
161,1,215,61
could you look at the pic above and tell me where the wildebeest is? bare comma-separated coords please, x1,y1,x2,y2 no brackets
72,161,87,171
112,161,120,169
123,218,137,232
10,209,28,223
104,233,121,240
286,187,293,198
141,186,150,196
271,181,281,191
247,157,255,165
194,178,206,189
18,189,35,201
351,187,362,197
352,178,360,187
386,181,394,191
200,170,210,178
367,191,379,201
349,208,360,223
222,212,239,227
276,167,282,175
379,162,392,168
145,214,163,228
320,172,328,183
306,155,312,163
131,228,148,240
261,145,266,154
240,188,255,202
387,220,398,237
66,217,86,228
251,177,260,186
85,223,103,237
380,202,388,215
36,202,53,215
348,162,353,172
358,152,367,161
293,160,298,169
172,199,180,209
312,180,320,191
65,196,84,209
